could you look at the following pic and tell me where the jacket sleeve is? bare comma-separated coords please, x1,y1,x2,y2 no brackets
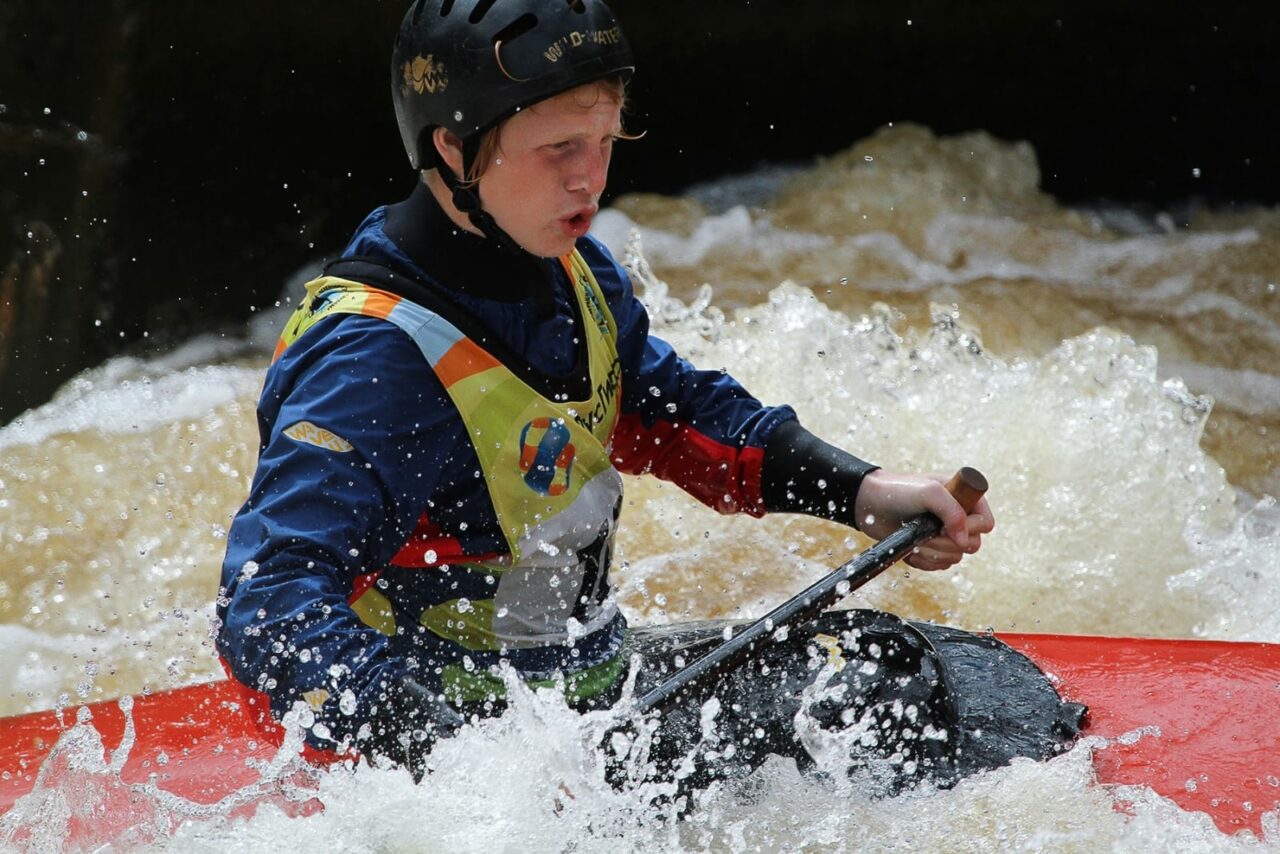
216,316,459,749
578,237,797,516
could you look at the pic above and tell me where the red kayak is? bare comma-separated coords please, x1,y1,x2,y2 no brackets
2,632,1278,843
1002,633,1280,836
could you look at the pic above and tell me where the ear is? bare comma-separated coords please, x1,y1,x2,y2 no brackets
432,127,465,177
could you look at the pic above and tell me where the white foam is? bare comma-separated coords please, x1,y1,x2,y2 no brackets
614,257,1280,642
0,360,263,450
1162,361,1280,418
21,682,1256,853
593,205,831,272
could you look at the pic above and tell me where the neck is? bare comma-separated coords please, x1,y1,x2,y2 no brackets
383,179,558,315
423,171,483,238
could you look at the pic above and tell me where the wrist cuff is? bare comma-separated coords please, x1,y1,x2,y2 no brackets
760,420,879,529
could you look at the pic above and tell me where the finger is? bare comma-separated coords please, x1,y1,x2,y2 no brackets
931,491,971,550
907,542,963,568
968,497,995,534
906,551,961,571
932,531,982,554
923,474,974,548
918,535,966,556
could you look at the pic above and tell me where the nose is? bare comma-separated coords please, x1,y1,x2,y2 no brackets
566,146,609,196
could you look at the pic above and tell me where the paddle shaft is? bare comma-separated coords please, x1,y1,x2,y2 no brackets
631,467,988,717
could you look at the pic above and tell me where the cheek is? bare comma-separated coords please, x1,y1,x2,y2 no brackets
504,166,558,213
480,167,559,239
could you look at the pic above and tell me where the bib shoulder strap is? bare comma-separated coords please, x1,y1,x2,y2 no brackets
322,256,472,331
321,256,600,403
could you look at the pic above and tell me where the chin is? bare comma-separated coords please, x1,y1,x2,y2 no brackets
526,236,576,259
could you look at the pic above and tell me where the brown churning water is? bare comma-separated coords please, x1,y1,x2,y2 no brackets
1,124,1278,850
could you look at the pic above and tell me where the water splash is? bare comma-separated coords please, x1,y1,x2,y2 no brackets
133,685,1275,853
0,698,322,853
615,250,1280,641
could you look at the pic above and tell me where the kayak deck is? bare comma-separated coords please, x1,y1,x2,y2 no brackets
1002,633,1280,836
1,632,1278,839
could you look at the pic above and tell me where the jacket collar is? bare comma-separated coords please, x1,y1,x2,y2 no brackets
383,180,556,312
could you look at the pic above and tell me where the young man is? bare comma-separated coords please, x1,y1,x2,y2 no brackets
216,0,994,781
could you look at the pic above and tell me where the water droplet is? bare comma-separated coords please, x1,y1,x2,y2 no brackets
339,689,358,716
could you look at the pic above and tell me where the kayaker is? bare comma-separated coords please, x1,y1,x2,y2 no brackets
215,0,995,783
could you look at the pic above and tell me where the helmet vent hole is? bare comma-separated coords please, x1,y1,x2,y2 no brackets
469,0,499,24
411,0,431,24
439,0,455,15
493,13,538,49
564,0,587,11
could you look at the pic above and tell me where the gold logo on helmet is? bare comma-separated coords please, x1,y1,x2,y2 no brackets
404,54,448,95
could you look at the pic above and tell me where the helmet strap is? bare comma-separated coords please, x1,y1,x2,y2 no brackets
434,146,556,318
434,138,529,258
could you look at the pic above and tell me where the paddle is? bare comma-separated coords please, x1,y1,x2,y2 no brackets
629,467,988,717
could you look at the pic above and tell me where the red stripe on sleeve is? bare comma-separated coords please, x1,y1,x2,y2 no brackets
610,413,768,516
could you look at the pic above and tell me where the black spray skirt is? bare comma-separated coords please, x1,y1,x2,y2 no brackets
596,609,1085,801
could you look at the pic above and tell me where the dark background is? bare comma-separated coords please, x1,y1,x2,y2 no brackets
3,1,1278,423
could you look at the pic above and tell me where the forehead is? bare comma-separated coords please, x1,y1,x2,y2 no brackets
506,82,623,136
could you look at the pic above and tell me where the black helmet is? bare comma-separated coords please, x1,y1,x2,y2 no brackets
392,0,635,171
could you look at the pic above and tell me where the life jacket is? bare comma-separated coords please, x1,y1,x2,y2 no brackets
273,250,626,702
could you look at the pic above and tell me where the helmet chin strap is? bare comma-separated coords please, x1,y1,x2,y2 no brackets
436,136,531,259
433,135,557,318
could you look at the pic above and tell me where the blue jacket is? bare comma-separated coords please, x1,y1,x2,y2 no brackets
216,185,797,748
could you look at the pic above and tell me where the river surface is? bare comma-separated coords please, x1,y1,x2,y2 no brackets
2,124,1279,850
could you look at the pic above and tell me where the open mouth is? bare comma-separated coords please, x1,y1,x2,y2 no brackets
562,208,595,237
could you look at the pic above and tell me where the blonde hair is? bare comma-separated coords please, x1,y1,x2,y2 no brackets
460,76,641,185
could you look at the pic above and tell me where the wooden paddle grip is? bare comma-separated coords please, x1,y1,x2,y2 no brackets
944,466,988,513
